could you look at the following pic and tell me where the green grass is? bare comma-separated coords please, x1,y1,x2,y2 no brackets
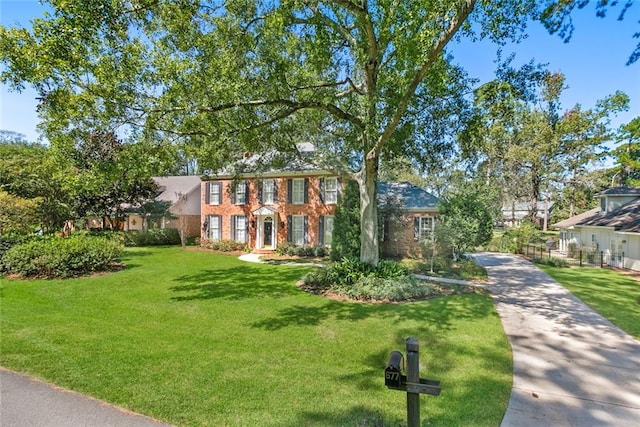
1,247,512,426
538,265,640,339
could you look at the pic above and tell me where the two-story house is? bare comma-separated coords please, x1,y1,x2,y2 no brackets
201,169,340,251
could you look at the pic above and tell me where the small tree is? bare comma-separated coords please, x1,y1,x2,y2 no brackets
330,180,361,261
437,190,494,259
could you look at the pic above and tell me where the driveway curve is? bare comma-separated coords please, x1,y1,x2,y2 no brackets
474,252,640,426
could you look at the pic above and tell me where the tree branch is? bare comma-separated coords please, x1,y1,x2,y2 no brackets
370,0,477,160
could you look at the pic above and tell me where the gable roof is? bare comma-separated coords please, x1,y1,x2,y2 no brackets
377,182,439,211
153,176,202,205
580,197,640,232
552,207,601,229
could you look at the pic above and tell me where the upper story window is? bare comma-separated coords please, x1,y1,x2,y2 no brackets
290,178,307,204
322,177,338,204
600,197,606,212
262,179,276,205
207,182,222,205
233,181,247,205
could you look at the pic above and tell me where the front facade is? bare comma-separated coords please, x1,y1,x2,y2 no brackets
201,172,340,250
554,187,640,271
200,172,439,257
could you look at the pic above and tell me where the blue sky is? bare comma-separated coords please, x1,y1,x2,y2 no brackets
1,1,638,145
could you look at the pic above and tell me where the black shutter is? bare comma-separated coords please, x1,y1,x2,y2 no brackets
318,216,325,246
231,185,236,204
287,179,292,204
244,181,249,204
303,179,309,204
319,178,325,204
231,216,236,241
413,217,419,241
218,215,222,241
287,215,292,242
337,177,342,200
244,215,249,242
273,180,278,202
303,216,309,244
258,180,263,204
205,182,211,204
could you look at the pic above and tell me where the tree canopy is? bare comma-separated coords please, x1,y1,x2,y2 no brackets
1,1,636,264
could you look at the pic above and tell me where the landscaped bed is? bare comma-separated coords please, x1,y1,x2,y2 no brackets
1,247,512,426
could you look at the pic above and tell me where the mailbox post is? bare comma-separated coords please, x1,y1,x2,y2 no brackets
384,337,441,427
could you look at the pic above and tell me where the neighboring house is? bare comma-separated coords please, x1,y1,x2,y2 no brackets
500,200,554,229
200,160,439,257
125,176,202,237
553,187,640,272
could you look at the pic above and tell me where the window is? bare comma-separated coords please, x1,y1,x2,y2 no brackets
600,197,606,212
322,216,334,246
323,177,338,204
207,215,221,241
262,179,276,205
292,215,306,245
291,179,305,204
232,215,248,243
415,216,434,242
234,181,247,205
207,182,221,205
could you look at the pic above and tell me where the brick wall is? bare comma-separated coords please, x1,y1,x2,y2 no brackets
381,212,437,259
201,175,338,248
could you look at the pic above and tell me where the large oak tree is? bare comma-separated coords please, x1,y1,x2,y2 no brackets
1,1,635,264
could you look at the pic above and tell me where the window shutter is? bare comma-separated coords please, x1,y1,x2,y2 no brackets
337,178,342,200
231,216,236,241
413,217,419,241
231,186,236,204
303,178,309,203
287,180,292,204
286,215,292,242
318,216,325,246
273,180,278,202
205,183,210,204
319,178,325,204
218,215,222,240
303,216,309,244
244,181,249,204
258,180,263,204
245,215,249,241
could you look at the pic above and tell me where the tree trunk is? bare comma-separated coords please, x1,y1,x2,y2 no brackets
357,156,379,266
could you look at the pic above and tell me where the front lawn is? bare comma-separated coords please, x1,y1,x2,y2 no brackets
1,247,511,426
538,265,640,339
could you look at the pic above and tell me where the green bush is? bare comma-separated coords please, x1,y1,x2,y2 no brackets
201,239,248,252
533,257,569,268
2,235,123,278
302,258,428,301
275,243,327,258
124,228,181,246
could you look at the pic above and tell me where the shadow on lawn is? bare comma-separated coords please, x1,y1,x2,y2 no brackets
251,292,495,333
169,264,308,301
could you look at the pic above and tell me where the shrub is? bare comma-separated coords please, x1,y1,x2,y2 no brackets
346,276,435,302
2,235,123,278
124,229,181,246
200,239,248,252
533,257,569,268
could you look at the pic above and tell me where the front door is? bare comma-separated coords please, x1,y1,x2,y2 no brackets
263,217,273,247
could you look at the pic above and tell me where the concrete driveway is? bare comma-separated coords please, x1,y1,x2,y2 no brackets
474,252,640,426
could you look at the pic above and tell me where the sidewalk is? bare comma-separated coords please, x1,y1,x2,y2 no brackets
0,368,170,427
474,252,640,426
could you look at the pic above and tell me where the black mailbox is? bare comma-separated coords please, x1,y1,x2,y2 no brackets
385,351,404,388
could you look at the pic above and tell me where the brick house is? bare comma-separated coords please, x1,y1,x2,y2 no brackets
200,165,439,257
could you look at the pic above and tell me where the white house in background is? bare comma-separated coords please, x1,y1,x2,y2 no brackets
125,176,202,237
500,200,554,229
553,187,640,272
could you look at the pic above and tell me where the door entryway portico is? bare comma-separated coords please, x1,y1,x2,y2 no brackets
253,206,278,250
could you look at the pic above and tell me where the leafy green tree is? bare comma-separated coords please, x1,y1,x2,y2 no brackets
331,179,360,262
2,1,635,264
0,190,41,235
611,117,640,187
0,1,547,265
437,189,494,259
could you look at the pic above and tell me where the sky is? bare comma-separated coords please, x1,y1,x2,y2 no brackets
1,1,639,146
